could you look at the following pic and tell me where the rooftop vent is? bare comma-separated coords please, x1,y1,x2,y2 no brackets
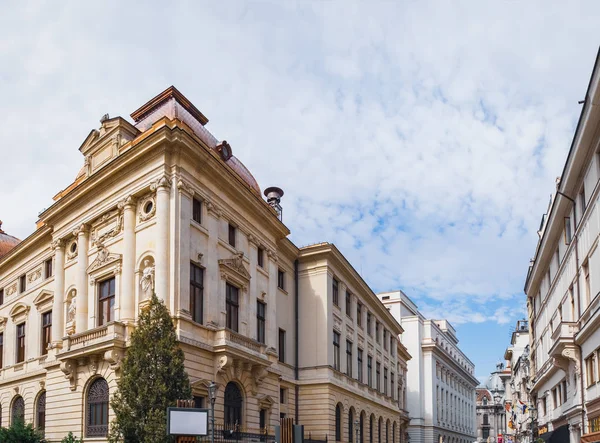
264,187,284,220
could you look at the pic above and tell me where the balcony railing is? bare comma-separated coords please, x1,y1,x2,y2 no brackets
63,321,127,352
214,329,267,355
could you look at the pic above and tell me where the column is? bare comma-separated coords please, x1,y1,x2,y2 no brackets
267,249,278,351
120,196,137,322
176,181,194,317
206,201,221,327
153,175,171,302
75,224,89,332
51,239,65,344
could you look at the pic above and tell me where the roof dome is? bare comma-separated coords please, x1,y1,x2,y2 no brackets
485,372,505,392
0,221,21,259
226,155,261,194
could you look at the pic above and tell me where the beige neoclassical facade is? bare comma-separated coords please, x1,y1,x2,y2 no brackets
0,87,410,442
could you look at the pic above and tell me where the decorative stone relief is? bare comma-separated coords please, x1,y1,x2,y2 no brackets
206,199,222,217
91,208,124,246
5,283,17,296
140,257,155,300
218,252,251,292
150,174,172,192
333,317,342,332
176,179,195,197
87,244,122,273
66,239,78,260
138,193,156,223
66,289,77,335
27,267,42,283
105,349,124,373
89,355,99,375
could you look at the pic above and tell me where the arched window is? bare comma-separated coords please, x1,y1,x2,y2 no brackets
482,397,487,406
360,412,365,443
393,422,397,443
11,395,24,424
36,391,46,433
378,417,383,443
87,378,109,437
224,382,243,428
370,415,374,443
386,419,390,443
335,404,342,441
349,408,354,443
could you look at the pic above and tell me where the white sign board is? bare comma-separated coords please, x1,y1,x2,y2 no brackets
167,408,209,436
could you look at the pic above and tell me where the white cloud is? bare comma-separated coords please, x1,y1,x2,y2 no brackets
1,1,598,336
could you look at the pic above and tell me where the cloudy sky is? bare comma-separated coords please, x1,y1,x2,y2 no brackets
1,1,599,381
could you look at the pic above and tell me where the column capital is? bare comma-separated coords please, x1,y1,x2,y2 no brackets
150,174,172,192
267,248,278,263
206,199,222,218
51,238,65,250
247,234,259,247
176,179,195,197
72,223,90,237
118,195,137,210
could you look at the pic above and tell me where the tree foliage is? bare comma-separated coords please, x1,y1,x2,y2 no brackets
0,419,45,443
109,293,191,443
61,431,84,443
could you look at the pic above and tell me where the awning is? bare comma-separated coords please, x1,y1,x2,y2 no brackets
538,425,569,443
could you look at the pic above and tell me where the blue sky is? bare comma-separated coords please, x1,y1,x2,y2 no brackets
1,1,600,382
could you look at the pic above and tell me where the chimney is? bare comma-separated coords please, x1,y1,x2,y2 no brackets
264,187,284,220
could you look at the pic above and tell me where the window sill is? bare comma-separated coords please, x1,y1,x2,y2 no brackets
191,219,208,236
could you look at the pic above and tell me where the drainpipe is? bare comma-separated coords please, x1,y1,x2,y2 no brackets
295,258,300,423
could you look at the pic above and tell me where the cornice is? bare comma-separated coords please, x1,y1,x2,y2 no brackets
0,225,53,270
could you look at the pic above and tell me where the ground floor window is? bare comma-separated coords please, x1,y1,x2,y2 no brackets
36,391,46,433
11,395,24,424
224,382,243,428
87,378,109,437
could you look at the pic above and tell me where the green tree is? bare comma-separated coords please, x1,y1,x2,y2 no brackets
0,419,45,443
109,293,191,443
61,431,84,443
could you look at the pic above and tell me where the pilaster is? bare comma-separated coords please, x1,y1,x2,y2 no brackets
152,174,171,302
74,224,89,332
51,239,65,345
119,196,136,323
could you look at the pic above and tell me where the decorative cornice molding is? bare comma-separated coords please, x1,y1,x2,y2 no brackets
176,179,195,197
206,199,222,218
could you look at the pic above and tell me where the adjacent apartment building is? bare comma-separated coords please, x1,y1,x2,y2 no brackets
524,49,600,443
0,87,410,442
378,291,478,443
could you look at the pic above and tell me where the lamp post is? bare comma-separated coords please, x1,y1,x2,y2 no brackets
209,382,218,443
355,419,360,443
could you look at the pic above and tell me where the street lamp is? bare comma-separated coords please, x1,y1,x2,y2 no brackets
355,419,360,443
209,382,218,443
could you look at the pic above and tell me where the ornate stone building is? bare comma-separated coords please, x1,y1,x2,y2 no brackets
524,50,600,443
378,291,478,443
476,363,510,443
0,87,410,442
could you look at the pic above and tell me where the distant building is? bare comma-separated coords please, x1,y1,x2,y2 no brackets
475,363,510,443
379,291,479,443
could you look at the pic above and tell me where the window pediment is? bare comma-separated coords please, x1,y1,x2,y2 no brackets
10,302,31,322
258,395,275,410
219,252,250,291
87,244,122,275
33,290,54,311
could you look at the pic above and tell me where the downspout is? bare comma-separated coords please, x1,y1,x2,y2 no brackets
294,258,300,423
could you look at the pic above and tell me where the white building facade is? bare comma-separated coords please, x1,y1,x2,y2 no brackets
524,51,600,443
378,291,478,443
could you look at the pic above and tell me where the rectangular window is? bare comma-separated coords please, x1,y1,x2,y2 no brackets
228,223,236,248
19,274,26,293
41,311,52,356
390,336,395,356
357,303,362,326
0,288,3,305
367,312,372,336
552,388,557,409
332,278,339,306
367,356,373,388
257,301,266,344
258,247,265,268
346,291,352,317
565,217,572,244
376,362,381,391
226,283,239,332
581,187,587,215
384,330,388,350
542,397,547,416
384,367,388,395
260,409,267,431
279,328,286,363
0,333,3,368
280,388,286,404
98,277,116,326
16,323,25,363
192,198,202,224
190,263,204,324
278,269,285,291
376,321,380,343
391,372,395,399
346,340,353,377
45,258,53,279
584,262,591,306
333,331,341,370
193,396,205,409
586,355,596,387
357,348,363,382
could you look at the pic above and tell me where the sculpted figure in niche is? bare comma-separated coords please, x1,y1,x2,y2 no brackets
140,258,155,299
67,291,77,322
